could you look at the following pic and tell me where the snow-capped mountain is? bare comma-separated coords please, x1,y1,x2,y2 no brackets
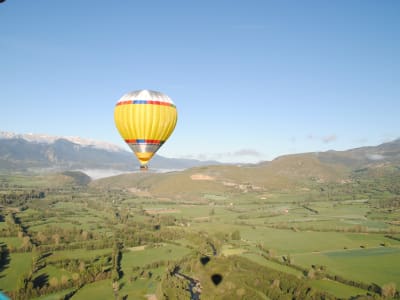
0,131,125,152
0,130,220,175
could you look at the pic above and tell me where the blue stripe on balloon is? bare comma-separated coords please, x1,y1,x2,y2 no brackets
133,100,147,104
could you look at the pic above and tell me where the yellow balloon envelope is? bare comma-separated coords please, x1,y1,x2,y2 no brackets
114,89,178,168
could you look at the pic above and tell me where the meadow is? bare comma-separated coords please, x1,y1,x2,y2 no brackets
0,171,399,299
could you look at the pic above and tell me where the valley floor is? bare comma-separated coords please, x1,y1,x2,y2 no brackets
0,173,400,299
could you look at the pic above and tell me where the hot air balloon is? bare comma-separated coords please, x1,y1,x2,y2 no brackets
114,89,178,170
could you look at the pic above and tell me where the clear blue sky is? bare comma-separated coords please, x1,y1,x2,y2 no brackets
1,1,399,163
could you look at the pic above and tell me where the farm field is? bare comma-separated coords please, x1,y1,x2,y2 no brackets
309,279,368,299
0,170,400,299
294,247,400,286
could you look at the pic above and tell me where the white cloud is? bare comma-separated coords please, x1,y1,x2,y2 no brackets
322,134,337,143
232,149,262,157
307,134,337,143
355,138,368,144
179,148,265,163
366,154,385,161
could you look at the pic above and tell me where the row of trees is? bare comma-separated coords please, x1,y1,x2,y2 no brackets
0,190,46,206
9,249,113,300
255,244,399,299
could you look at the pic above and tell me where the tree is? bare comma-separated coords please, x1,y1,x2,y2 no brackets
231,230,241,240
307,268,316,279
72,273,80,282
381,282,397,299
79,261,86,273
36,231,47,244
287,254,294,265
268,249,276,258
61,275,69,286
49,277,59,288
21,236,32,251
52,233,61,245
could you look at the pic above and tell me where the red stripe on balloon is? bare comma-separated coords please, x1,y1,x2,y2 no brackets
116,100,132,106
116,100,175,108
125,139,163,144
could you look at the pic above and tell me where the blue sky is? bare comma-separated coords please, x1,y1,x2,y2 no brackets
1,1,399,163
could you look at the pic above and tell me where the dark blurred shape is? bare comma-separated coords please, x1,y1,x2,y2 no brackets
211,274,223,286
200,256,210,266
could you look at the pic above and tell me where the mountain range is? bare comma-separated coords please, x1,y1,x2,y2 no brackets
0,131,219,174
1,131,399,187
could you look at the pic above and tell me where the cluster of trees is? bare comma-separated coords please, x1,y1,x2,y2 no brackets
164,254,339,300
111,242,123,282
8,250,113,300
0,213,20,237
0,213,35,252
0,190,46,206
255,244,400,299
34,226,97,245
317,167,400,203
161,271,192,299
129,262,163,283
373,197,400,209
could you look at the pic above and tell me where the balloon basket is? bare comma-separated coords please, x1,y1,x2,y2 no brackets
140,165,149,171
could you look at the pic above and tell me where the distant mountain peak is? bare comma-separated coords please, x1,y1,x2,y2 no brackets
0,130,220,174
0,130,125,152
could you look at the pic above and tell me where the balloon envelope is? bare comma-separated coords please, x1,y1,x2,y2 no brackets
114,89,178,167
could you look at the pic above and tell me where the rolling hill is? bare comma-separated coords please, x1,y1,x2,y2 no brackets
1,130,399,193
91,138,400,198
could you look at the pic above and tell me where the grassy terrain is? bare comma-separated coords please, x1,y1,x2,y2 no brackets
0,253,33,292
241,252,303,278
101,243,193,298
71,279,114,300
122,244,191,269
46,248,113,262
31,288,75,300
1,237,22,248
1,168,400,299
119,266,164,299
309,279,368,298
294,247,400,286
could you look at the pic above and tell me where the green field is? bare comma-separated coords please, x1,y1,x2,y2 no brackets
294,247,400,286
119,266,164,299
32,288,75,300
122,244,191,269
1,237,22,248
310,279,368,298
241,252,303,278
0,252,33,292
46,248,112,262
1,170,400,299
71,279,114,300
